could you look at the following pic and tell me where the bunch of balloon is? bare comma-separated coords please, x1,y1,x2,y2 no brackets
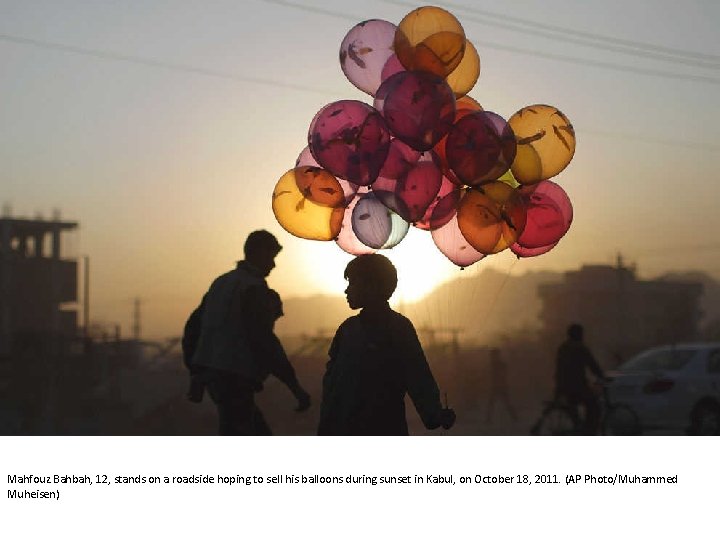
271,6,576,268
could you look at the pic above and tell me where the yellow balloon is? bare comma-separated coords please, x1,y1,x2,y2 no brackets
272,167,345,241
445,40,480,97
394,6,466,78
508,104,576,185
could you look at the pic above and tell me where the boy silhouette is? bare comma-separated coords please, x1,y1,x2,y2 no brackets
318,254,455,435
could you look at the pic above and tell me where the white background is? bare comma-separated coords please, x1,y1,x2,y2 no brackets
2,436,717,539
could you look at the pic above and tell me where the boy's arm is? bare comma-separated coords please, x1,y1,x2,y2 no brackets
401,320,452,430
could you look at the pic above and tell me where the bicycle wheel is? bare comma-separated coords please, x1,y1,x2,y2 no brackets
531,404,579,435
603,405,640,435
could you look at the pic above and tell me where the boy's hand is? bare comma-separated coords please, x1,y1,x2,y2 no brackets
440,408,456,430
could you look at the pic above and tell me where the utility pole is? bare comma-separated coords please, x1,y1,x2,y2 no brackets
132,297,141,341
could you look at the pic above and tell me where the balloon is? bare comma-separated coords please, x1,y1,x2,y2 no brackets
372,140,442,223
446,111,516,186
432,213,485,267
272,167,346,241
308,100,391,186
351,191,410,249
336,188,376,256
374,71,456,151
296,146,358,204
340,19,397,97
497,168,520,189
445,40,480,98
379,54,405,84
516,180,573,248
511,241,558,258
433,95,484,184
414,175,463,230
508,104,576,185
394,6,466,78
457,181,527,254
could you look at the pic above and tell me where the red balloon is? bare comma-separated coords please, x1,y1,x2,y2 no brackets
296,146,358,205
374,71,456,151
446,111,516,186
372,139,442,223
433,95,483,185
415,176,462,230
516,180,573,249
308,100,391,186
511,241,558,258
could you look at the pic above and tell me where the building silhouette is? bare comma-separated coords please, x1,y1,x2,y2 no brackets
0,216,79,356
538,256,703,364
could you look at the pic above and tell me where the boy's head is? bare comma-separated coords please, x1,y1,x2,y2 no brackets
343,254,397,309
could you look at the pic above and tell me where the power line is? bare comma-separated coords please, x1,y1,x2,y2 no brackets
259,0,720,85
383,0,720,64
0,33,339,96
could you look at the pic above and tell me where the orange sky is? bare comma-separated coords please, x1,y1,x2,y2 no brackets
2,0,719,338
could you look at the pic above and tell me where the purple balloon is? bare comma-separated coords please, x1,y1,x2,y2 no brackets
432,214,485,267
336,188,376,256
374,71,456,151
296,146,358,205
308,100,391,186
372,140,442,223
446,111,517,186
340,19,397,97
351,191,409,249
516,180,573,248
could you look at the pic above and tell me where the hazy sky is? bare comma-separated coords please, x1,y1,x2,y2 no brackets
2,0,719,338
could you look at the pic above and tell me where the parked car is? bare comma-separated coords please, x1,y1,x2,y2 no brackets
606,343,720,435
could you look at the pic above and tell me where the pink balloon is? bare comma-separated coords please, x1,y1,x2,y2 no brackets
516,180,573,248
446,111,517,186
308,100,391,186
414,174,461,230
432,214,485,267
379,54,405,84
372,140,442,223
340,19,398,97
374,71,456,151
296,146,358,205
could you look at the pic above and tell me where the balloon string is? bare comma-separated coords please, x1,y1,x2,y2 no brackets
482,257,519,329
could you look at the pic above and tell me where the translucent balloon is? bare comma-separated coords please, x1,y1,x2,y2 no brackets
336,188,376,256
296,146,358,204
445,40,480,98
308,100,391,186
433,95,483,184
516,180,573,248
446,111,516,186
508,104,576,185
272,167,346,241
374,71,456,151
497,168,520,189
457,182,527,254
352,191,410,249
394,6,466,78
380,54,405,84
432,213,485,267
511,241,558,258
340,19,397,97
372,140,442,223
415,176,463,231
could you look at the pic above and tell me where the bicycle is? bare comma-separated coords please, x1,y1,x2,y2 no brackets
530,379,640,435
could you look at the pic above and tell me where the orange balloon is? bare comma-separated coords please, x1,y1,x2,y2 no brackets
272,167,345,241
394,6,466,78
508,104,576,185
445,41,480,97
457,182,527,254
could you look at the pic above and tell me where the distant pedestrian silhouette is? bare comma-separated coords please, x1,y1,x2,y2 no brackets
485,348,518,424
184,230,310,435
554,323,605,435
318,254,455,435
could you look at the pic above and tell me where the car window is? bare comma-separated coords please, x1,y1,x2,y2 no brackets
621,349,695,371
708,350,720,373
